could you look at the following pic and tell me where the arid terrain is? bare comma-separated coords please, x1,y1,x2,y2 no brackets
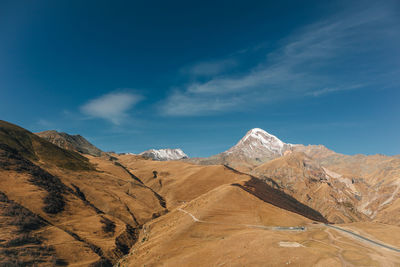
189,129,400,226
1,120,399,266
3,0,399,265
116,154,400,266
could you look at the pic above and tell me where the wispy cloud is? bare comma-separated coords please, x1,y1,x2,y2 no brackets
161,2,399,116
307,84,365,97
81,91,142,124
161,90,239,116
183,59,237,76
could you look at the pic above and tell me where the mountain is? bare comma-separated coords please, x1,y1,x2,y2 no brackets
0,120,166,265
117,153,400,266
294,149,400,226
251,151,369,223
118,154,326,222
140,148,188,161
189,127,400,225
187,128,293,171
226,128,292,158
2,120,400,266
0,121,93,170
0,120,332,265
36,130,103,157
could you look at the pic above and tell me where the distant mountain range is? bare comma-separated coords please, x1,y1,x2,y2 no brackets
36,130,189,161
34,126,400,224
35,126,400,224
1,119,400,265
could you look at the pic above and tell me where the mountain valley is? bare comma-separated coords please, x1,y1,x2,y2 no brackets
1,120,399,266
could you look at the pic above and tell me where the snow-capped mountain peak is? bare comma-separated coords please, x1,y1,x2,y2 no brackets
241,128,285,149
140,148,188,161
226,128,291,159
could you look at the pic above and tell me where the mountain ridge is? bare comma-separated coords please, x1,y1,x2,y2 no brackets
36,130,103,157
186,127,400,225
1,120,400,265
187,128,295,171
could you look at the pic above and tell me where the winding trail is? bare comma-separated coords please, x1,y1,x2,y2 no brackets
177,208,306,231
178,208,200,222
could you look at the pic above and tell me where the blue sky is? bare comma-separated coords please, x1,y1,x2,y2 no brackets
1,0,399,157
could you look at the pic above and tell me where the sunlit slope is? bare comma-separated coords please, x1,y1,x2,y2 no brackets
118,154,327,222
120,183,400,266
0,121,166,266
0,120,93,170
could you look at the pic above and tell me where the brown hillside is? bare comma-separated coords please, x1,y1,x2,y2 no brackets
0,120,93,171
2,121,400,266
0,121,166,266
119,176,400,266
117,154,326,222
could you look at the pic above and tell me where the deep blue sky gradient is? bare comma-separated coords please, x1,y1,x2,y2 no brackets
1,0,399,156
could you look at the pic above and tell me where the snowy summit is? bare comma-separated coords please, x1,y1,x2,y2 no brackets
226,128,292,159
140,148,188,161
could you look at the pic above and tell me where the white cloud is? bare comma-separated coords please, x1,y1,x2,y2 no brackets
161,2,399,116
81,92,142,124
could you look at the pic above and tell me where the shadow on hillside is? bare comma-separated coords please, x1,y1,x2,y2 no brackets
232,177,329,223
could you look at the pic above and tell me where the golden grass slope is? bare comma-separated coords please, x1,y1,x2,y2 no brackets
117,154,400,266
117,155,327,222
0,121,166,266
2,120,400,266
119,180,400,266
0,120,93,171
